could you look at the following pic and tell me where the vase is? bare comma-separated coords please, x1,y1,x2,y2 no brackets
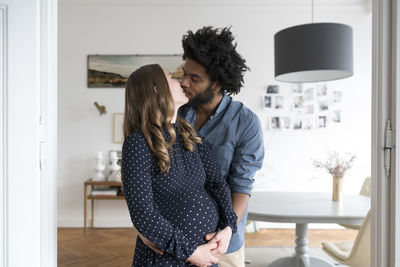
332,176,343,201
108,151,121,181
93,151,105,181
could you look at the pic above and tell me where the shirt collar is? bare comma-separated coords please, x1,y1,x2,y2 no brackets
210,91,230,120
186,91,230,122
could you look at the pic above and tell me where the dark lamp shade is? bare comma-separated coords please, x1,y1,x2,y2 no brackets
274,23,353,83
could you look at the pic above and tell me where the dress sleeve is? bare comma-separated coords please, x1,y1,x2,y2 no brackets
197,142,238,233
121,132,197,260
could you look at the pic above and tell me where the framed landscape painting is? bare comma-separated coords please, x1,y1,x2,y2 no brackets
88,54,183,88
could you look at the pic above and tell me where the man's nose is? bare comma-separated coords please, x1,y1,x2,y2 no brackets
180,76,190,88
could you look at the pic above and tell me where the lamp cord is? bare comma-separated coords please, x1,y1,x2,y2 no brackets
311,0,314,23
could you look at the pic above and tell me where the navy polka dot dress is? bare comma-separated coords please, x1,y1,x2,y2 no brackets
121,124,238,267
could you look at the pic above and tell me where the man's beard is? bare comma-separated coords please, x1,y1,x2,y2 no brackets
188,83,215,107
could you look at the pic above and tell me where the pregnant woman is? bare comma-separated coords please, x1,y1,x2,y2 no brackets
121,64,237,266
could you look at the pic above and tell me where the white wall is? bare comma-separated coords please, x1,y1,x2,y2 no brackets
58,0,372,228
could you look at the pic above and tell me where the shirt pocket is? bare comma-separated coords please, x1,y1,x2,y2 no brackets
212,144,234,177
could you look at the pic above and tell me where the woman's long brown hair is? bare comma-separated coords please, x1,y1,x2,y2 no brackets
123,64,201,174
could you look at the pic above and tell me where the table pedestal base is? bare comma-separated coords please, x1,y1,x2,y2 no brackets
268,256,334,267
267,223,334,267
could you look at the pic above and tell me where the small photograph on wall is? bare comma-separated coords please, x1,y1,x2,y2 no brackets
280,117,291,130
263,95,272,109
292,117,303,130
303,117,315,130
318,116,327,128
332,90,342,103
291,83,303,94
274,96,284,109
293,96,303,109
304,86,314,101
332,110,341,123
113,113,124,144
270,117,280,130
266,85,279,94
88,54,183,88
317,83,328,96
304,104,314,114
318,99,329,112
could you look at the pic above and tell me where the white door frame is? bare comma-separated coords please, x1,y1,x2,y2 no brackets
1,3,8,266
393,1,400,264
39,0,58,266
391,0,400,264
1,0,57,266
372,0,399,266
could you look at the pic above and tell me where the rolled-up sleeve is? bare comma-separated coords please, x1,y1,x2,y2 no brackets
229,114,264,196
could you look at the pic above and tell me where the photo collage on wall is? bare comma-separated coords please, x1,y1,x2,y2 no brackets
263,83,342,131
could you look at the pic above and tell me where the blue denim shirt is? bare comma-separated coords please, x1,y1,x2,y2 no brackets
178,92,264,253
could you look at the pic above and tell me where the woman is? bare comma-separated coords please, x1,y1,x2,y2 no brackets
121,64,238,267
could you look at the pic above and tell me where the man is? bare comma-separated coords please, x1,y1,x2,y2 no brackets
139,26,264,267
179,26,264,267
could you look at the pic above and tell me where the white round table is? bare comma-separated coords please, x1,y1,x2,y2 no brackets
247,191,370,267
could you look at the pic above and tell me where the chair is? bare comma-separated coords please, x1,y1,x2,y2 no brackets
359,176,371,197
322,210,371,267
245,220,258,233
340,177,371,229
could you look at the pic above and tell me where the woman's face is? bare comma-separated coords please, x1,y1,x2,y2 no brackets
162,67,188,107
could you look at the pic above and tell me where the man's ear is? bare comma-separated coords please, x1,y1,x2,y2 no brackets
153,86,158,93
212,82,222,94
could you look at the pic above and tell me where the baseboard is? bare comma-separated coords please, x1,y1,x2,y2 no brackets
254,222,344,229
59,217,343,230
58,217,133,228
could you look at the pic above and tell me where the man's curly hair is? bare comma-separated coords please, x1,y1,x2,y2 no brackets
182,26,249,95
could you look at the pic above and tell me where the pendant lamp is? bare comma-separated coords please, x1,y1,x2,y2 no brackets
274,2,353,83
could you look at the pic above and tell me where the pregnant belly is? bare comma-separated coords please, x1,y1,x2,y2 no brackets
158,191,220,244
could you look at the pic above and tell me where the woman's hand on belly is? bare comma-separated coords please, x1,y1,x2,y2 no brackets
205,226,233,257
186,242,219,266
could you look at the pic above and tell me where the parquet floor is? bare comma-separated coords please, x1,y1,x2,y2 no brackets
58,227,358,267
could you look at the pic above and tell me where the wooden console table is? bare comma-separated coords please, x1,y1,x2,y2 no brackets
83,179,125,232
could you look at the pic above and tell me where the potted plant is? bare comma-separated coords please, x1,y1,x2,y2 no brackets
312,151,356,201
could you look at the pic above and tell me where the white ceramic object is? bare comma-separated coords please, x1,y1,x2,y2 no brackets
93,151,105,181
108,151,121,181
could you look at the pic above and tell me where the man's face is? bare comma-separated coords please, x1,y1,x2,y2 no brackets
180,58,219,106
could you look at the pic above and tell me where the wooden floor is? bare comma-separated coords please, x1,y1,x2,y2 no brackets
58,227,357,266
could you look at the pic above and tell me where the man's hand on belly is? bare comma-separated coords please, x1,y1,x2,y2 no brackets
133,225,164,255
